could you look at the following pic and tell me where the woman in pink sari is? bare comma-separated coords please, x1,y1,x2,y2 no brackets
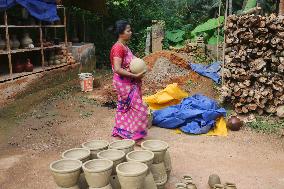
110,20,148,141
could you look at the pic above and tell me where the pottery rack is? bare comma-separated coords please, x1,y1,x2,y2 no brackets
0,5,72,83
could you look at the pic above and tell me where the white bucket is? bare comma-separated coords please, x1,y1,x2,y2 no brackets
78,73,94,92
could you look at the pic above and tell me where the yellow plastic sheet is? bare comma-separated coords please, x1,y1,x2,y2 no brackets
143,83,188,110
206,117,228,136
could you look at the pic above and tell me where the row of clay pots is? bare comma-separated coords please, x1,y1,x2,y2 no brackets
0,33,33,50
13,59,33,73
50,139,171,189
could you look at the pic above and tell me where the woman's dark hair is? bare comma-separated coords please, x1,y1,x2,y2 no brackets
114,20,130,39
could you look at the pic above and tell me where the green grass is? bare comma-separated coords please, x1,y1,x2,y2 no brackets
247,116,284,134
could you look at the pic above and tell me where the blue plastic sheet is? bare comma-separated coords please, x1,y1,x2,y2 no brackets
190,61,221,84
152,94,226,134
0,0,59,22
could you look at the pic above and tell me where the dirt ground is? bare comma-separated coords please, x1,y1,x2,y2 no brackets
0,79,284,189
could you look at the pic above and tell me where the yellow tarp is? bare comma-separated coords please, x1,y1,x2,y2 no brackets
143,83,188,110
206,117,228,136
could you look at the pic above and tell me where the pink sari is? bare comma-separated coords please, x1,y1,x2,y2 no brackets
110,43,148,140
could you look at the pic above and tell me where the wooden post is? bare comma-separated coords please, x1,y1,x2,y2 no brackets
39,21,45,70
228,0,232,15
216,0,222,61
64,7,67,46
4,11,12,78
222,0,229,86
83,13,86,42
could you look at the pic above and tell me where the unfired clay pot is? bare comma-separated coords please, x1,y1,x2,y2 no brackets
109,139,135,154
97,149,125,175
208,174,221,188
21,33,33,48
141,140,169,164
224,182,237,189
175,183,187,189
164,151,172,178
50,159,82,189
62,148,91,163
10,35,20,50
82,159,113,188
214,184,225,189
110,175,121,189
82,140,109,159
126,150,156,189
116,162,148,189
150,162,167,189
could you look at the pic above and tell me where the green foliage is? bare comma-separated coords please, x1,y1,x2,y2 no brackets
165,30,185,43
247,116,284,134
192,16,224,34
243,0,257,11
208,35,224,45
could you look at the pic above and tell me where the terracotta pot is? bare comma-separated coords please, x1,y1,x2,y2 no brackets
10,35,20,50
97,149,125,175
208,174,221,188
0,34,6,50
82,140,109,159
141,140,169,164
24,59,33,72
82,159,113,188
14,61,24,73
62,148,91,163
50,159,82,188
109,139,135,154
150,162,167,187
116,162,148,189
227,116,243,131
21,33,33,48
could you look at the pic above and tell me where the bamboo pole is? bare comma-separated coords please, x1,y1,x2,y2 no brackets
222,0,229,86
216,0,222,61
64,7,67,46
4,11,12,78
39,21,45,70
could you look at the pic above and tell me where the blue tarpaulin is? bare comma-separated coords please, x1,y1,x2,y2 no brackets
0,0,59,22
190,61,221,84
152,94,226,134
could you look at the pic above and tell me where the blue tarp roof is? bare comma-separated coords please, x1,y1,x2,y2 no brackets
0,0,59,22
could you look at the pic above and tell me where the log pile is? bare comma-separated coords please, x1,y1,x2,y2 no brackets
223,14,284,114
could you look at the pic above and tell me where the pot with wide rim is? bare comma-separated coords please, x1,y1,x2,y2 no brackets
82,140,109,159
62,148,91,163
50,159,82,189
141,140,169,164
116,161,148,189
97,149,125,175
109,139,135,154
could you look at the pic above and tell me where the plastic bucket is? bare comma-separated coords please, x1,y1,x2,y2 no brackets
78,73,94,92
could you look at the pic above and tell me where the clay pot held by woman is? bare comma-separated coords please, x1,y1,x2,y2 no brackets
14,61,24,73
24,59,33,72
82,140,109,159
227,116,243,131
0,34,6,50
10,35,20,50
109,139,135,154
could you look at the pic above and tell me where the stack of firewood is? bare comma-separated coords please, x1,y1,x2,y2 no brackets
222,14,284,114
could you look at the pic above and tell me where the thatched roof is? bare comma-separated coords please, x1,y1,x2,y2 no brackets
62,0,107,15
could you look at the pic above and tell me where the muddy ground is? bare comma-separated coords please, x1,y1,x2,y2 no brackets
0,78,284,189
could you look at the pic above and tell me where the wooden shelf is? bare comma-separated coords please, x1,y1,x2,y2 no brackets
0,45,64,55
43,45,64,50
0,62,79,83
0,25,65,28
43,25,65,28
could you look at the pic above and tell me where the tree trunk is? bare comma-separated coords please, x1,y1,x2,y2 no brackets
228,0,232,15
